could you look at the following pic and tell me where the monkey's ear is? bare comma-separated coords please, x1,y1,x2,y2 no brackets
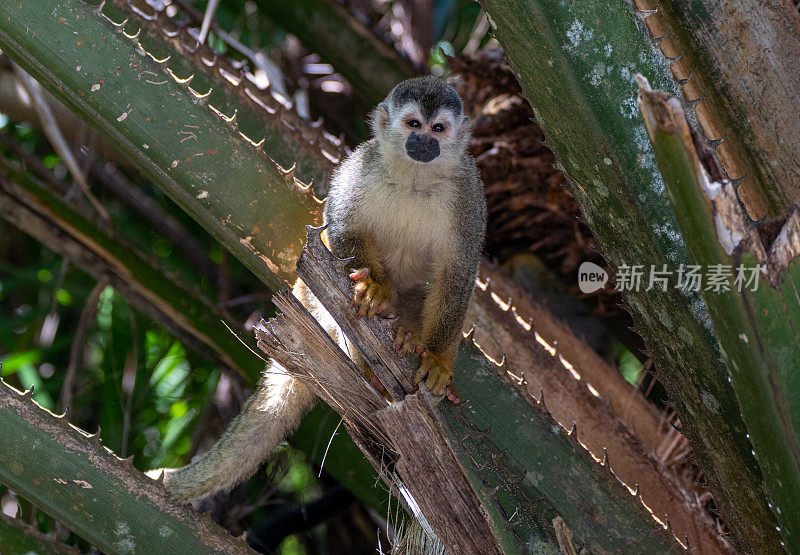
377,103,390,128
457,115,471,139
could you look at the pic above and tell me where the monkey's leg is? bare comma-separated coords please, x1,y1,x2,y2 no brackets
415,344,460,403
416,262,473,403
351,270,391,318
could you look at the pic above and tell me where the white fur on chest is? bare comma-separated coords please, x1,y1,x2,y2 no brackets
358,178,452,291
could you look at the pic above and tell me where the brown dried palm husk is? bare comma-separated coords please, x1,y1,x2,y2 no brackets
449,49,620,320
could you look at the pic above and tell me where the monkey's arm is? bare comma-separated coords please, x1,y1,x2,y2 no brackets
416,248,476,396
417,170,486,397
330,227,392,319
340,232,390,285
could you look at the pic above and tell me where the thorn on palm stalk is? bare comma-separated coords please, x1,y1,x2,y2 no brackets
566,423,579,446
652,29,671,48
537,388,546,410
686,95,706,107
463,325,476,343
729,174,747,189
89,427,103,445
634,7,658,19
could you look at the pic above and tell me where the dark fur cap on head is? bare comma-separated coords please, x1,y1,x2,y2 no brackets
386,76,463,120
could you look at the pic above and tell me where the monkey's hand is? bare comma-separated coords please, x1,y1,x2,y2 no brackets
414,351,461,403
350,268,391,318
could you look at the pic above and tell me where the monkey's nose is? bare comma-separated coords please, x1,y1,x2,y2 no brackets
405,132,440,163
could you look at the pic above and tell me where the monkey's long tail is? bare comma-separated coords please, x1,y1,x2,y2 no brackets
159,364,317,502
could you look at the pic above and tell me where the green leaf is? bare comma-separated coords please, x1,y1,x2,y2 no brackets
440,340,676,553
0,151,387,519
0,350,42,376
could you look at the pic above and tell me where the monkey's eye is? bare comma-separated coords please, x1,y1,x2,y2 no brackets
407,119,421,128
432,123,445,133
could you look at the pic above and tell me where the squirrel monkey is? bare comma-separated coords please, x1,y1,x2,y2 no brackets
160,76,486,502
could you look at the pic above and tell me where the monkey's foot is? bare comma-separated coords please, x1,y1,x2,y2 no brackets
392,323,425,356
414,351,461,403
350,269,390,318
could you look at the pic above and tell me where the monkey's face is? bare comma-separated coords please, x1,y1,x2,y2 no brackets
375,102,470,167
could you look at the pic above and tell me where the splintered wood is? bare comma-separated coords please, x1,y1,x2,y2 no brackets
254,225,502,554
295,226,414,398
256,292,386,420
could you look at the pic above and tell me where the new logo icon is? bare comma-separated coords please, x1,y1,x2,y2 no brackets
578,262,608,294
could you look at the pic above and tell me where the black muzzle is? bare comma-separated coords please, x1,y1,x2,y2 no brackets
405,132,440,163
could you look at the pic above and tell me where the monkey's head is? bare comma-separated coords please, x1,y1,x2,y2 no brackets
371,76,471,166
